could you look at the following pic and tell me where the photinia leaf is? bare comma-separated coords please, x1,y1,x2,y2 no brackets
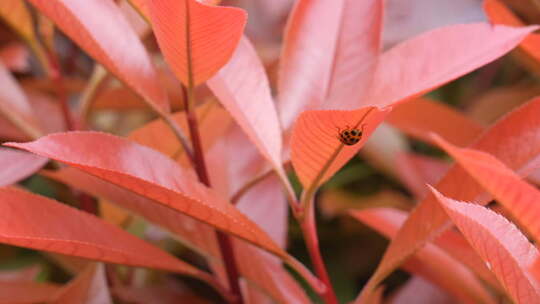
484,0,540,72
148,0,247,87
129,101,232,166
278,0,383,131
52,263,112,304
430,187,540,303
362,23,536,108
27,0,169,113
386,98,484,146
7,132,282,257
207,37,284,178
8,132,323,292
0,148,48,187
355,96,540,301
432,134,540,244
434,229,501,290
350,208,495,304
0,61,42,139
291,106,390,189
0,281,60,304
0,187,211,280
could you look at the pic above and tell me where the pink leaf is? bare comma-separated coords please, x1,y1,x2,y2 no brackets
207,37,284,175
355,96,540,301
278,0,383,130
0,148,48,186
363,24,536,108
432,134,540,245
350,208,495,304
430,187,540,303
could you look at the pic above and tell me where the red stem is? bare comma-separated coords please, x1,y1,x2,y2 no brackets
301,206,338,304
182,85,243,304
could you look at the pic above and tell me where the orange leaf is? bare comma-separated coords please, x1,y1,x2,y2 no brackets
278,0,383,131
53,263,112,304
291,106,390,189
386,98,484,146
484,0,540,71
207,37,284,176
7,132,323,292
430,187,540,303
0,148,47,187
363,24,536,108
0,187,208,278
0,281,60,304
350,208,495,304
432,134,540,245
27,0,169,113
355,96,540,301
0,43,29,72
148,0,247,86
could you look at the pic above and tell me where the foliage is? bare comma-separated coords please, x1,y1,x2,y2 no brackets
1,0,540,303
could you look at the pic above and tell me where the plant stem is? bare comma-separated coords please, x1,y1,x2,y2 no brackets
300,204,338,304
181,84,243,304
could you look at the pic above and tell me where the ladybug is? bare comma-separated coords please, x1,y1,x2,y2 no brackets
337,125,365,146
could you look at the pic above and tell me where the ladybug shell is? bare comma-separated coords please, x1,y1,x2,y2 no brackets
338,128,362,146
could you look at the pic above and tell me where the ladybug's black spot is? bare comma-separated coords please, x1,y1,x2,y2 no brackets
343,130,350,136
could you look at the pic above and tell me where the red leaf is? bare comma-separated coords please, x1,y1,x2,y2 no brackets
0,281,60,304
8,132,284,256
207,37,284,176
53,263,112,304
27,0,169,113
278,0,383,130
290,106,390,189
0,187,208,278
363,24,536,108
386,98,484,146
148,0,247,86
432,134,540,244
0,148,47,186
350,208,495,304
430,187,540,303
355,96,540,301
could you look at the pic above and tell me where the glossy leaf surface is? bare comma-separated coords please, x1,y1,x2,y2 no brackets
27,0,169,113
148,0,247,86
431,188,540,303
